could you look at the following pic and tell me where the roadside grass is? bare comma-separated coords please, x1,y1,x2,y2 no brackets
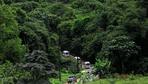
87,76,148,84
50,73,70,84
50,72,82,84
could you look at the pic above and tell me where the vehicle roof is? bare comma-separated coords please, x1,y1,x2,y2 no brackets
84,61,90,64
63,50,69,52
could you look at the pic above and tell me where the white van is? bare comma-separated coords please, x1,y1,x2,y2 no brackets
63,50,70,56
84,61,91,69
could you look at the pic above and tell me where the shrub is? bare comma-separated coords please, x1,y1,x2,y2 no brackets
22,50,55,80
61,56,78,73
0,61,30,84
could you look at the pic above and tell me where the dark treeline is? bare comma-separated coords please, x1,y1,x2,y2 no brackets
0,0,148,83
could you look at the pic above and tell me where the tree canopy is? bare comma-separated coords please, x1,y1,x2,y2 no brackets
0,0,148,83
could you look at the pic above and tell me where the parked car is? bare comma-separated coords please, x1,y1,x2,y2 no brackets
67,75,77,84
84,61,91,69
63,50,70,56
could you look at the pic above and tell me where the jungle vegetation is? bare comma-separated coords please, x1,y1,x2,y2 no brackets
0,0,148,83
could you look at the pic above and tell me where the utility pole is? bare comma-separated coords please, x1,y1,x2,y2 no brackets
58,58,61,81
77,57,79,73
58,25,62,82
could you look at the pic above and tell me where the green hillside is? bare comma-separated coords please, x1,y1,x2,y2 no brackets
0,0,148,84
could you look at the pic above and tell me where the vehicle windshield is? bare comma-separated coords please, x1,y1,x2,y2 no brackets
86,63,90,65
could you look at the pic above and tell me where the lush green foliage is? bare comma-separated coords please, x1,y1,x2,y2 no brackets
95,59,111,73
0,5,26,63
87,76,148,84
0,0,148,83
22,50,55,79
0,61,30,84
61,55,78,73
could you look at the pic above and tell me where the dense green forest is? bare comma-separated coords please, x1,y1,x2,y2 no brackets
0,0,148,83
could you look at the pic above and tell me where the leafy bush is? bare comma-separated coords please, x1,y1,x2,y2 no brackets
0,5,26,63
22,50,56,80
49,3,75,20
95,59,111,77
61,56,78,73
95,59,111,71
12,1,40,12
99,35,140,73
72,0,103,12
0,61,30,84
